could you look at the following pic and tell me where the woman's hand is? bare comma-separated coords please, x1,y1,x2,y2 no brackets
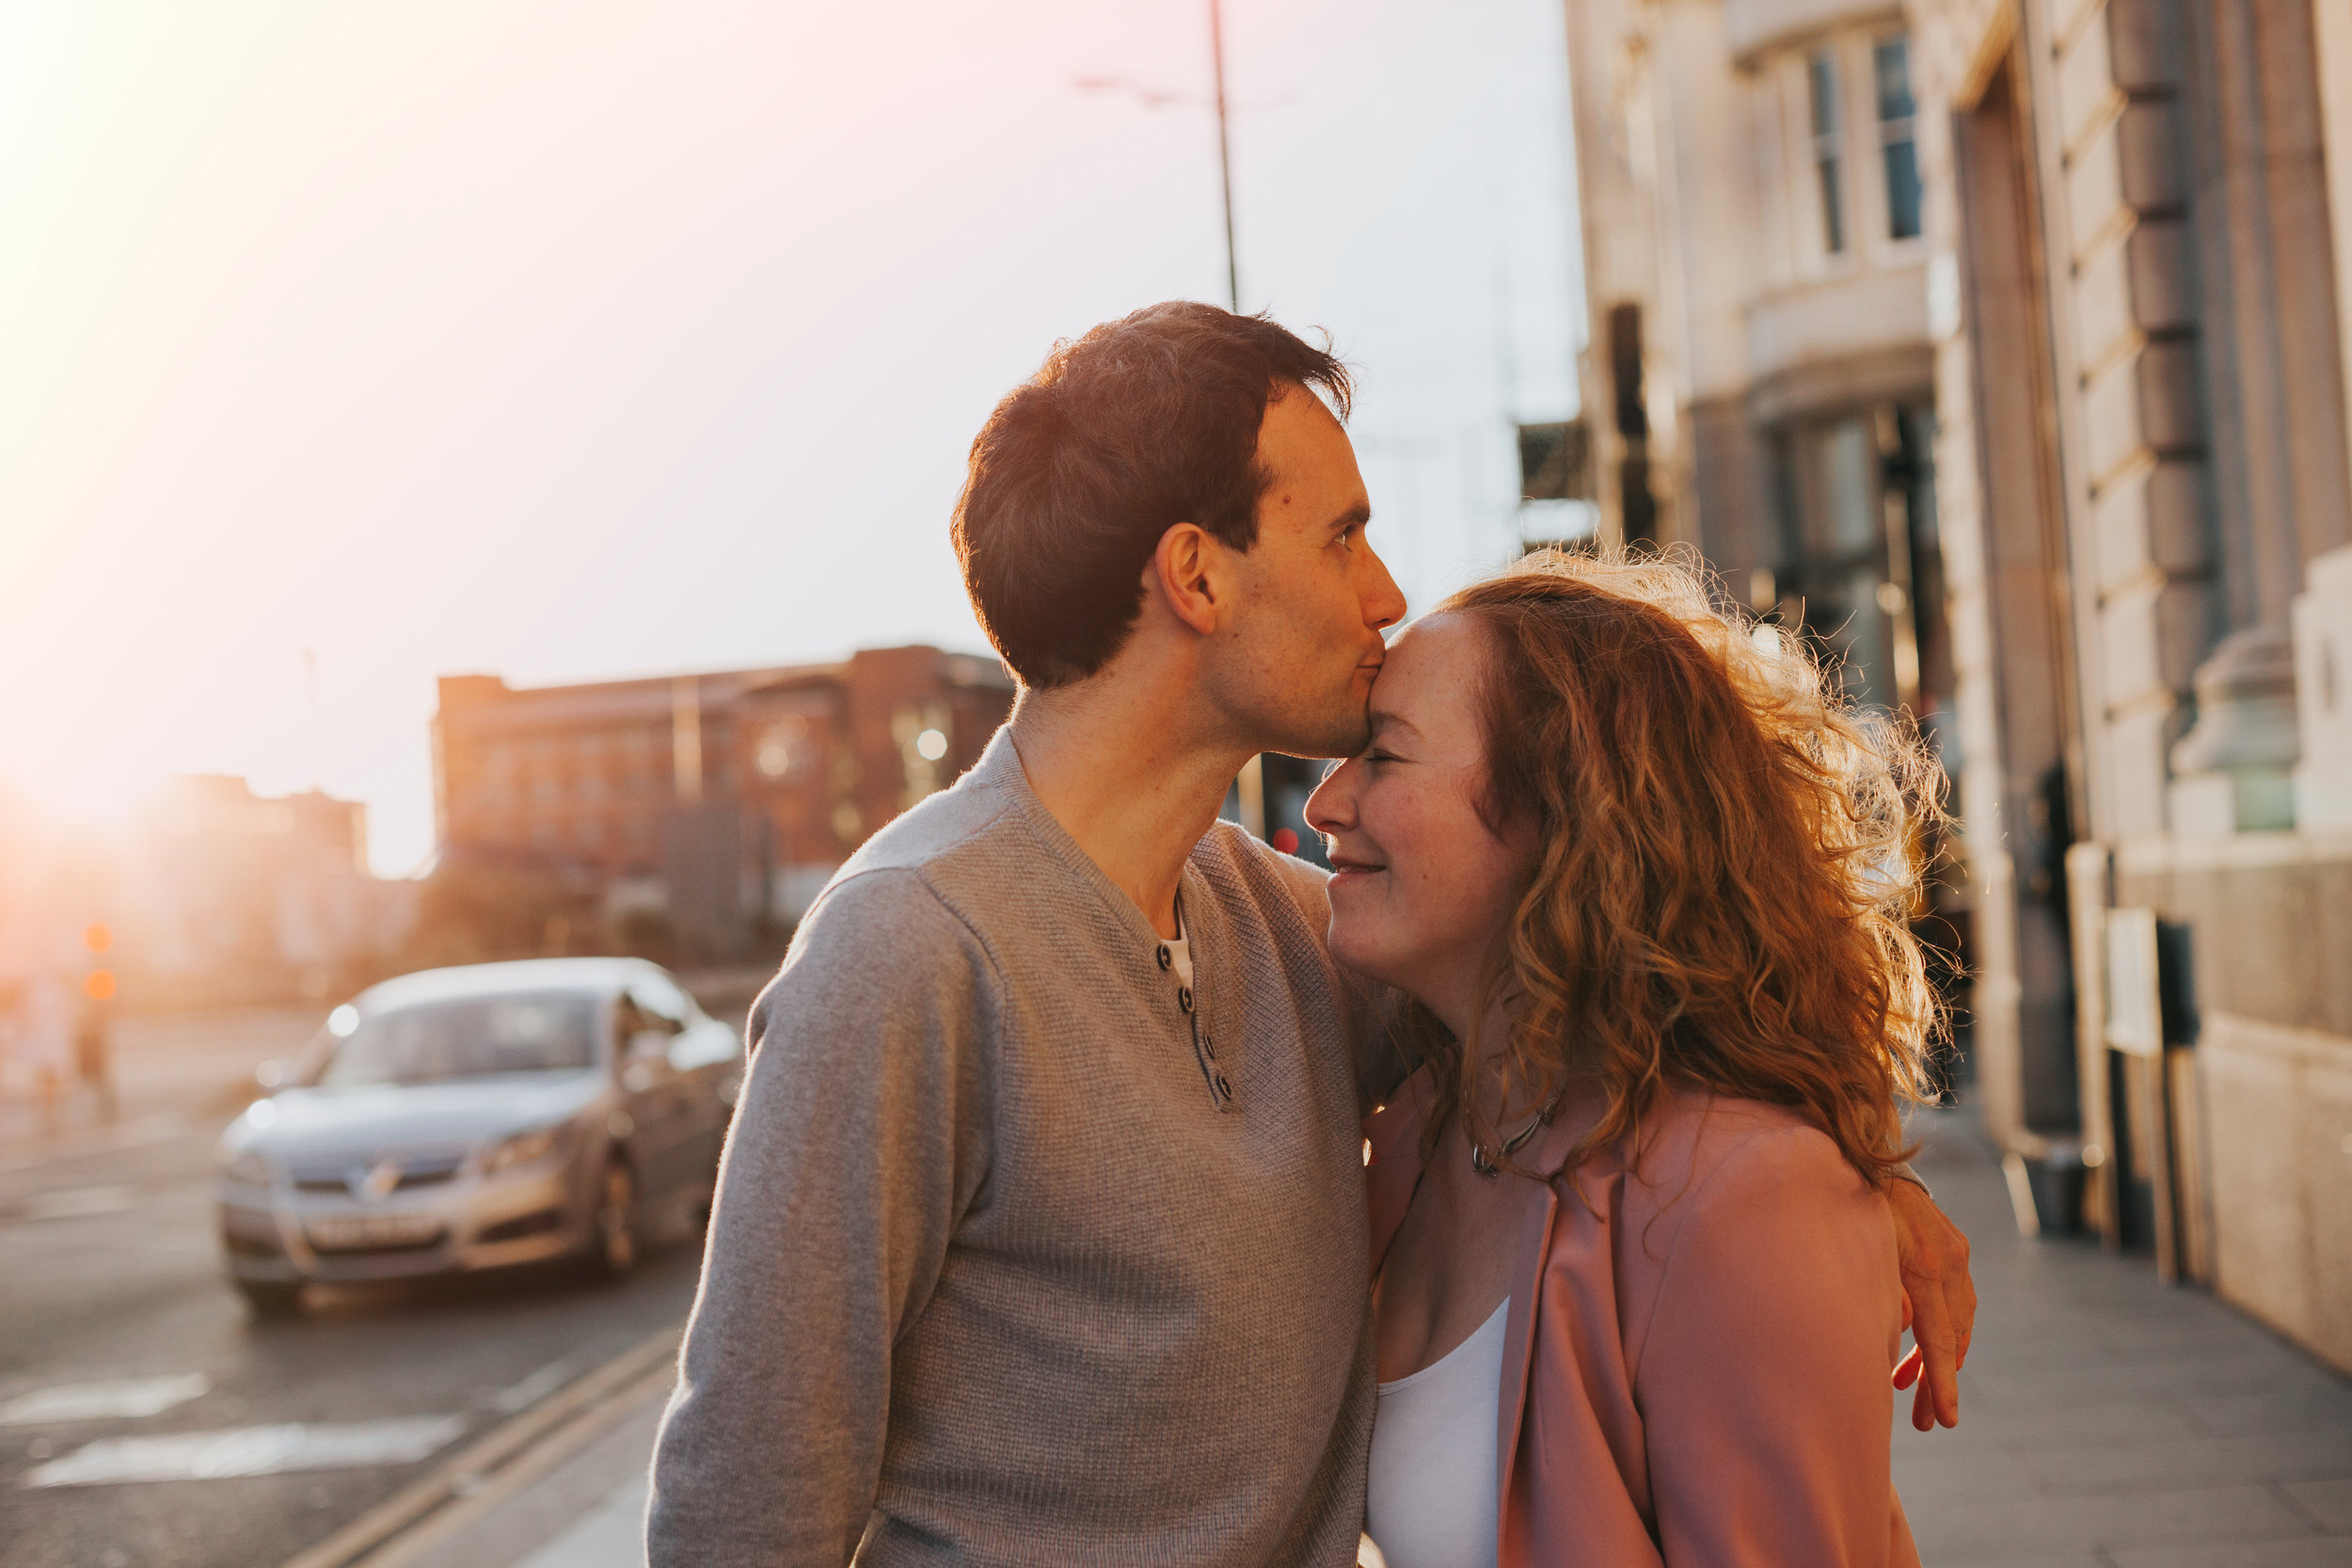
1887,1180,1976,1431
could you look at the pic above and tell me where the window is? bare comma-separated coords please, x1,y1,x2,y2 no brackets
1876,37,1922,240
1808,49,1845,254
629,974,695,1030
317,992,599,1085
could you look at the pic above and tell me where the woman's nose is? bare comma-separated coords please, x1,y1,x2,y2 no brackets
1305,758,1357,835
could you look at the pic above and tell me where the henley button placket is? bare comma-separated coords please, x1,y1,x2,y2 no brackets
1163,895,1229,1113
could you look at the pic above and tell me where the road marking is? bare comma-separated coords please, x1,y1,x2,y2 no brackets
12,1185,145,1222
489,1357,576,1414
23,1416,465,1488
355,1363,675,1568
274,1323,681,1568
0,1374,211,1427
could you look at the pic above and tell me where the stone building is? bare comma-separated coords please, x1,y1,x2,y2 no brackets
432,646,1014,959
1565,0,2352,1369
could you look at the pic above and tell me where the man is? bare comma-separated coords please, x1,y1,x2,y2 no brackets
646,303,1974,1565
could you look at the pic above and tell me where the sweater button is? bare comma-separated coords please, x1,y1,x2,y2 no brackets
1155,944,1171,971
1200,1033,1216,1060
1212,1072,1233,1101
1177,986,1194,1013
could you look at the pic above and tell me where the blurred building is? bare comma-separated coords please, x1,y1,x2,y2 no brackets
126,776,414,1006
432,646,1014,959
1566,0,2352,1369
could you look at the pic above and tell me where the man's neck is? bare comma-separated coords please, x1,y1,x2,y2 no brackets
1009,676,1253,941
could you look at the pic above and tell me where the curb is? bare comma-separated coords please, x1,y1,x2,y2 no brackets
275,1322,681,1568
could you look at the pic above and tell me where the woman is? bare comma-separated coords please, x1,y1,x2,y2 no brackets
1310,550,1936,1568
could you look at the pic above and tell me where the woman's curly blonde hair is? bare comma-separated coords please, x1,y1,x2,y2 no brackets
1423,546,1945,1186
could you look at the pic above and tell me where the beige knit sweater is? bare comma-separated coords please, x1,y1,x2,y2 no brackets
647,729,1394,1566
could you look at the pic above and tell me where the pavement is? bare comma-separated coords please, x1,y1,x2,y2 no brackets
0,1001,321,1153
1893,1106,2352,1567
364,1101,2352,1568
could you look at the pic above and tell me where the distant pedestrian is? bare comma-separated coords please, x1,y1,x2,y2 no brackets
75,981,117,1120
16,973,76,1136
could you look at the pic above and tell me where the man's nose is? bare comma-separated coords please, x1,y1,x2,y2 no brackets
1360,546,1407,632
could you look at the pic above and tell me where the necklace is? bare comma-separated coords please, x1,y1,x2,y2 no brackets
1470,1100,1558,1178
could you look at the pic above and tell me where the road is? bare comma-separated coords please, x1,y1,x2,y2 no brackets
0,994,750,1568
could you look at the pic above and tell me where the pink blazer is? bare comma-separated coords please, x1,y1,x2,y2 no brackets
1365,1068,1920,1568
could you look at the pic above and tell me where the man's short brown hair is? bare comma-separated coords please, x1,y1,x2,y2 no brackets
951,301,1352,689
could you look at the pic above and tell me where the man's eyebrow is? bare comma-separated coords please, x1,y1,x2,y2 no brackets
1330,502,1372,534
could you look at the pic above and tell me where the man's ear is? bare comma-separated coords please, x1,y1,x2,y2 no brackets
1149,523,1225,638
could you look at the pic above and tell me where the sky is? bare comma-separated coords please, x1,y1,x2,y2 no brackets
0,0,1583,877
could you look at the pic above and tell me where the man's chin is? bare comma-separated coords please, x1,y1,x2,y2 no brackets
1263,702,1372,761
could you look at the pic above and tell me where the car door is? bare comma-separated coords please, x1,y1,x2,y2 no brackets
612,990,693,1202
634,971,739,1190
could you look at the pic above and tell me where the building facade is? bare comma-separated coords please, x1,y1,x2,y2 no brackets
432,646,1014,959
1567,0,2352,1370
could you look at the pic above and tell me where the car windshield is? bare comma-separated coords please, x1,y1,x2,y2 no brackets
315,991,600,1087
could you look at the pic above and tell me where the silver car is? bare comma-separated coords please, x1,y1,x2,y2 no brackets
215,958,742,1315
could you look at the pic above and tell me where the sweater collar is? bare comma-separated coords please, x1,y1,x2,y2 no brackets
969,726,1212,956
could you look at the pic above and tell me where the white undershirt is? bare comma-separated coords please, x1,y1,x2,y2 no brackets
1164,930,1193,991
1364,1299,1508,1568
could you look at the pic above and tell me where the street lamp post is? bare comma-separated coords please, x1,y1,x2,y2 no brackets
1207,0,1239,311
1077,0,1243,312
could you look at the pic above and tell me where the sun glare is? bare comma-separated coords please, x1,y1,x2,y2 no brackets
2,755,164,833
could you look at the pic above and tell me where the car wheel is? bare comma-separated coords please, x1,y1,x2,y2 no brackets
593,1161,638,1277
237,1279,304,1318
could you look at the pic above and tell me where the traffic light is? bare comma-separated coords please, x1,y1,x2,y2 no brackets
83,924,115,1001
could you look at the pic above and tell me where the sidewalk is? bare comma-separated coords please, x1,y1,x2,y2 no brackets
363,1103,2352,1568
1895,1105,2352,1566
0,1002,318,1151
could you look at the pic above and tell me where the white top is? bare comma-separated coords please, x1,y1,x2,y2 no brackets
1153,899,1195,991
1164,932,1193,991
1365,1299,1508,1568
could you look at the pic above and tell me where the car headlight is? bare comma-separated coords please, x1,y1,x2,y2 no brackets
220,1148,274,1186
480,1123,570,1176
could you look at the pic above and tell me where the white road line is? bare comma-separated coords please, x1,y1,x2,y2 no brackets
489,1358,576,1414
23,1416,466,1488
0,1374,212,1427
13,1185,145,1222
